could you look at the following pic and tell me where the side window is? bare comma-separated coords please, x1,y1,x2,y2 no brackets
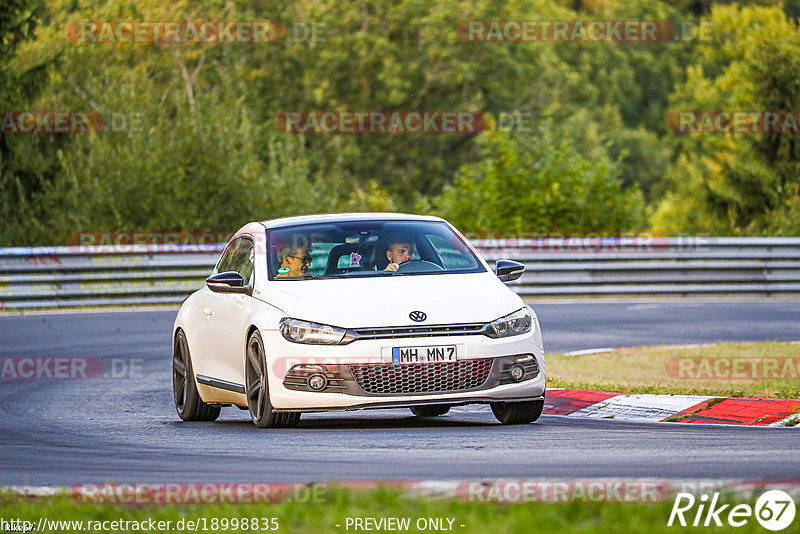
215,242,238,274
215,237,255,286
236,240,255,286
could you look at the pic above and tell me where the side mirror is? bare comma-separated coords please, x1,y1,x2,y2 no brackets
206,271,252,295
495,260,525,283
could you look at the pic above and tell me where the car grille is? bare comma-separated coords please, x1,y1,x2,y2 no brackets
350,323,486,340
348,358,493,395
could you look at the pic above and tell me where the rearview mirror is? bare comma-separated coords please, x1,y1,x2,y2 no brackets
206,271,252,295
495,260,525,283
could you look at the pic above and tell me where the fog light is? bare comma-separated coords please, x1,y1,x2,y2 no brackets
510,364,525,382
307,373,328,391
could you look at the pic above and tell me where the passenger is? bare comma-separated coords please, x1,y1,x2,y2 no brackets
384,237,415,271
276,244,312,277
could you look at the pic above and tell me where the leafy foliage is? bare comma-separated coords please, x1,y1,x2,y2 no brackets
652,4,800,235
424,125,645,232
2,0,799,244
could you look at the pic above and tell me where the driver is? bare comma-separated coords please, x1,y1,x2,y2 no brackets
384,237,415,271
276,244,312,277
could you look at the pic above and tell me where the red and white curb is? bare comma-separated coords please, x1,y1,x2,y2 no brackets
544,389,800,427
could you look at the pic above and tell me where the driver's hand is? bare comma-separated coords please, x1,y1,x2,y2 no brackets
385,263,399,271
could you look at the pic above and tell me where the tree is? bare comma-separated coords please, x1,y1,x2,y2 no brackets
0,0,58,244
2,0,395,244
423,124,645,233
652,5,800,235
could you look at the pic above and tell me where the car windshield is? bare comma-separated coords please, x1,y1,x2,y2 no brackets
267,220,485,280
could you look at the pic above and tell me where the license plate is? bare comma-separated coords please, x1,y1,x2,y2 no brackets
391,345,457,364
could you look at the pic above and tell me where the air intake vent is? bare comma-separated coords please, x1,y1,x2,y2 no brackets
348,359,493,395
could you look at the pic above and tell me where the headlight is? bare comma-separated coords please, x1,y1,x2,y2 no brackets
485,308,532,338
279,318,355,345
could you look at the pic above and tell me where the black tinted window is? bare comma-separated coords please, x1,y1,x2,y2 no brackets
267,220,484,279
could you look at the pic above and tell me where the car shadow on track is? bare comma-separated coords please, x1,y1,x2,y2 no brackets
199,410,500,430
296,416,495,429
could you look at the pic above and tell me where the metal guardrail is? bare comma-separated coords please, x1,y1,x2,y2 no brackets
0,238,798,309
0,244,224,309
476,237,800,296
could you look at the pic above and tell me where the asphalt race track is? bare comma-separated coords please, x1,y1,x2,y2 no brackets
1,301,799,486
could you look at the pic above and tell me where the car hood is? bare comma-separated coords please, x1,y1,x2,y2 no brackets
260,272,526,328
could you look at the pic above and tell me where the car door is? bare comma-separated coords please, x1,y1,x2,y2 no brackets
193,236,255,388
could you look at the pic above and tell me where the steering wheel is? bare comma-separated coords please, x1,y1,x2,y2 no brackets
396,259,445,273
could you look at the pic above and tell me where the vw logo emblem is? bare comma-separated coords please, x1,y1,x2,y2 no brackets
409,311,427,322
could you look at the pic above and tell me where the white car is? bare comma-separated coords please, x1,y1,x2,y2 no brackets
172,213,545,427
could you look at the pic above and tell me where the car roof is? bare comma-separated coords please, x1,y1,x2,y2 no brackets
256,212,446,230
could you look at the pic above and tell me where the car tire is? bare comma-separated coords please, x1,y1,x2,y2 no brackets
410,405,450,417
491,399,544,425
173,330,221,422
245,330,300,429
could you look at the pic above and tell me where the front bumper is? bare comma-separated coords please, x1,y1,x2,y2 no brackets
263,328,546,410
275,395,546,413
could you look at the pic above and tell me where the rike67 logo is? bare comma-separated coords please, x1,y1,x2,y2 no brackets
668,490,795,531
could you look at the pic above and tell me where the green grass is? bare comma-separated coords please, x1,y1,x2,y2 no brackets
548,341,800,398
0,488,775,534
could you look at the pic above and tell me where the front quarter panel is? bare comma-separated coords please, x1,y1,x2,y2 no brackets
173,288,210,355
172,288,211,397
